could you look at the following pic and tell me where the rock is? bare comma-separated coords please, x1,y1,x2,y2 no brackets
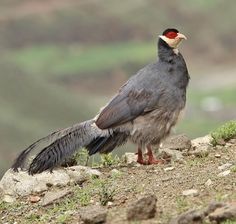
127,194,157,221
170,209,205,224
123,153,137,165
107,201,113,208
3,195,16,203
204,201,226,216
0,166,101,199
41,189,72,206
205,179,213,187
218,163,233,171
29,195,41,203
191,135,213,148
218,170,231,177
159,148,184,162
189,145,210,158
161,134,192,151
164,167,175,171
208,202,236,222
79,205,107,224
228,138,236,144
182,189,199,197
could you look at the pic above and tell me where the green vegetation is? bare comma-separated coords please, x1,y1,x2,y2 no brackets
74,148,89,166
175,196,189,213
100,153,121,167
231,166,236,173
211,120,236,146
99,180,116,206
3,42,155,80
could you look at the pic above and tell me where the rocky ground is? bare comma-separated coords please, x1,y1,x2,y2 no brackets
0,132,236,224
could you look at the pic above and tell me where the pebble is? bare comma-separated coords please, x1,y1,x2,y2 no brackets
41,189,72,206
164,167,175,171
107,201,113,208
218,170,231,177
205,179,212,187
29,195,41,203
218,163,233,171
182,189,199,197
3,195,16,203
215,154,221,158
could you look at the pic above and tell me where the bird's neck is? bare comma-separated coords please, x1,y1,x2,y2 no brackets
157,38,177,62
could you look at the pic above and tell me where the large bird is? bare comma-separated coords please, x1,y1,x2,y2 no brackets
12,28,189,175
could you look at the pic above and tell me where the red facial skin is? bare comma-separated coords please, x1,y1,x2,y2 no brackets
165,31,178,39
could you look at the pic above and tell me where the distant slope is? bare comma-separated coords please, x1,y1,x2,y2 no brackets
0,64,103,176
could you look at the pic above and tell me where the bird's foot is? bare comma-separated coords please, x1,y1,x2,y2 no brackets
147,158,165,165
135,149,149,165
136,157,149,165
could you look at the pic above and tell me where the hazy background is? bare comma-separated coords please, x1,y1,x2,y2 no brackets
0,0,235,177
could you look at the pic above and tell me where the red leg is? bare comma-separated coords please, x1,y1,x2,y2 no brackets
136,148,148,165
146,146,164,165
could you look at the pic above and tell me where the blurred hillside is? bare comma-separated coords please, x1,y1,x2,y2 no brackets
0,0,236,177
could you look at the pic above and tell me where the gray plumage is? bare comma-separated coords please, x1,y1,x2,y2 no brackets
12,29,189,174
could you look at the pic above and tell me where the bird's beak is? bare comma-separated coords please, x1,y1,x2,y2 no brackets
177,33,187,40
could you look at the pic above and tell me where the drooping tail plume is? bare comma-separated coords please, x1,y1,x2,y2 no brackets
12,119,111,175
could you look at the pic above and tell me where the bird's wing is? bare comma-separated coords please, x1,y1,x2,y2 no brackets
95,85,160,129
96,89,149,129
95,62,165,129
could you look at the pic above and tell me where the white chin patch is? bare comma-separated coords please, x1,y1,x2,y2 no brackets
159,35,181,50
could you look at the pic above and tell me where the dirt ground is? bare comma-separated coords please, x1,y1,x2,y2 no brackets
0,141,236,224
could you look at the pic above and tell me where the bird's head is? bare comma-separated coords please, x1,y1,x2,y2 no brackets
159,28,187,49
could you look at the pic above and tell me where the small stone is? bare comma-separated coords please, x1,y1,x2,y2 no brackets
170,209,205,224
228,138,236,144
218,163,233,171
208,202,236,222
189,145,210,157
164,167,175,171
127,194,157,221
107,201,113,207
182,189,199,197
3,195,16,203
161,177,172,182
191,135,213,147
215,154,221,158
204,201,225,216
205,179,212,187
29,195,41,203
218,170,231,177
41,189,72,206
79,205,107,224
123,153,137,164
159,148,184,162
161,134,192,151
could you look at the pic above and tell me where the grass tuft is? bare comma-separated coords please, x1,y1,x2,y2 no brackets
211,120,236,146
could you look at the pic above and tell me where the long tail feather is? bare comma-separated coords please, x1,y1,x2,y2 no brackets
12,120,110,174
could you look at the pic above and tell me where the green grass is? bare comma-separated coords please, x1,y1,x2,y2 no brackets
211,120,236,146
3,42,155,80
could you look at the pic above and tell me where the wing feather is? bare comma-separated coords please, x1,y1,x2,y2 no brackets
96,89,152,129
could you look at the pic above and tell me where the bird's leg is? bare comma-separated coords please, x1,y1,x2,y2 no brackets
146,145,164,165
136,148,148,165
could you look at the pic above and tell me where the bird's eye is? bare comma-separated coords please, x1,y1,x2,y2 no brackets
165,31,177,39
